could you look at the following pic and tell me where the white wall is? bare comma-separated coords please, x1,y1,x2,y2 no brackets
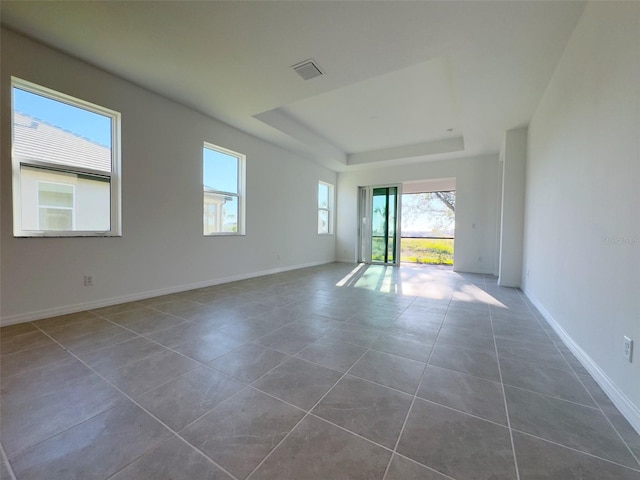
0,29,337,324
336,155,499,273
523,2,640,426
498,127,527,287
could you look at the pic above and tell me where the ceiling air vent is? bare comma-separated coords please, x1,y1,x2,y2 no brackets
292,59,323,80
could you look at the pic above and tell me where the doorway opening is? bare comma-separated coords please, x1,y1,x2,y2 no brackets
400,179,456,265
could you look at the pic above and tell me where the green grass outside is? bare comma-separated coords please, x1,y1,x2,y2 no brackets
371,237,391,262
400,238,454,265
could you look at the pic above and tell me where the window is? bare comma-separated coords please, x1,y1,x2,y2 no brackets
203,143,245,235
318,181,334,234
11,78,121,236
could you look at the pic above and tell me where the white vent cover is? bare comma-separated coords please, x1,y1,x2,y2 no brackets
292,59,323,80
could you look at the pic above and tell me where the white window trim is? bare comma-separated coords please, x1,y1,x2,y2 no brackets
203,142,246,236
318,180,334,235
11,77,122,237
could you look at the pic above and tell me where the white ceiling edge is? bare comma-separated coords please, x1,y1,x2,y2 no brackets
348,137,465,166
403,177,456,194
254,108,347,167
340,151,500,174
255,107,468,171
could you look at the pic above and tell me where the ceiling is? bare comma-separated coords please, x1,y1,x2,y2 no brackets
0,1,586,172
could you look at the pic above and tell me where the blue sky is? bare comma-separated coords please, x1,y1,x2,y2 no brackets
203,148,238,193
14,87,112,147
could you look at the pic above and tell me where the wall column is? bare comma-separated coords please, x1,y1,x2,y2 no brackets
498,127,527,287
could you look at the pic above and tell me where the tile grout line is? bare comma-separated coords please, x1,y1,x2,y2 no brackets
8,265,639,478
500,383,602,410
237,378,435,461
492,287,640,471
87,306,326,384
385,450,458,480
166,321,353,453
25,326,242,480
174,340,307,435
515,289,640,468
36,314,243,417
510,428,640,473
381,283,455,480
0,443,18,480
270,352,515,432
488,300,522,480
244,339,378,479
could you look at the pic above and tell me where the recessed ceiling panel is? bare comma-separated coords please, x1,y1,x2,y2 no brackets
280,56,461,154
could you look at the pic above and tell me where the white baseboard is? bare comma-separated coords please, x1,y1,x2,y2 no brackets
524,288,640,435
1,260,331,327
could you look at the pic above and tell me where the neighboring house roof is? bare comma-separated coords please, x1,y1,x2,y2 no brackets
13,111,111,173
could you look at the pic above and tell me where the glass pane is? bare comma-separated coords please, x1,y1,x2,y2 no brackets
203,147,239,194
318,209,329,234
39,183,73,208
371,236,385,262
371,189,387,237
13,87,112,172
222,196,239,233
371,187,398,264
204,192,238,234
21,165,110,231
371,188,388,262
318,183,329,208
203,201,219,235
39,208,72,230
387,188,397,263
401,192,455,238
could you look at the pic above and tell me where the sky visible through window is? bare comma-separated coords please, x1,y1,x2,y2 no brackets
318,182,329,208
401,192,455,237
203,147,238,194
13,87,112,147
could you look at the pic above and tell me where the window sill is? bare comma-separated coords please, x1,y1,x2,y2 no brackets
204,233,246,237
14,232,122,238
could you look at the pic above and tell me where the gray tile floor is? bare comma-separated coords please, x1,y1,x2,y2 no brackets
1,262,639,479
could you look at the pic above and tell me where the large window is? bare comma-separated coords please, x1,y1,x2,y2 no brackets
318,181,334,235
11,78,121,236
203,143,245,235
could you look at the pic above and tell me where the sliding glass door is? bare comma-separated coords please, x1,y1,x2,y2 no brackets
358,185,400,265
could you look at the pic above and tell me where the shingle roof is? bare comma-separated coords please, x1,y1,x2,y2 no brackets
13,112,111,173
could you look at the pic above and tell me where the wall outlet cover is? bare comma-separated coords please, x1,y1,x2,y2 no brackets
623,336,633,362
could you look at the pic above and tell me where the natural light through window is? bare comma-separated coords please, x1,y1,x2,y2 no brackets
203,143,245,235
11,77,121,237
318,181,334,235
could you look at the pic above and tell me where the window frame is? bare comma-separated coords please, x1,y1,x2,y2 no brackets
203,142,246,236
11,77,122,237
317,180,334,235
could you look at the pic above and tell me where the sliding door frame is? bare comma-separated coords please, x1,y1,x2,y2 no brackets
357,184,402,265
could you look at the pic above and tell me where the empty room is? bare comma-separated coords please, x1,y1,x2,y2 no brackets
0,1,638,479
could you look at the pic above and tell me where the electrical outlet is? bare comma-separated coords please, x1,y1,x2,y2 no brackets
623,336,633,362
84,275,94,287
